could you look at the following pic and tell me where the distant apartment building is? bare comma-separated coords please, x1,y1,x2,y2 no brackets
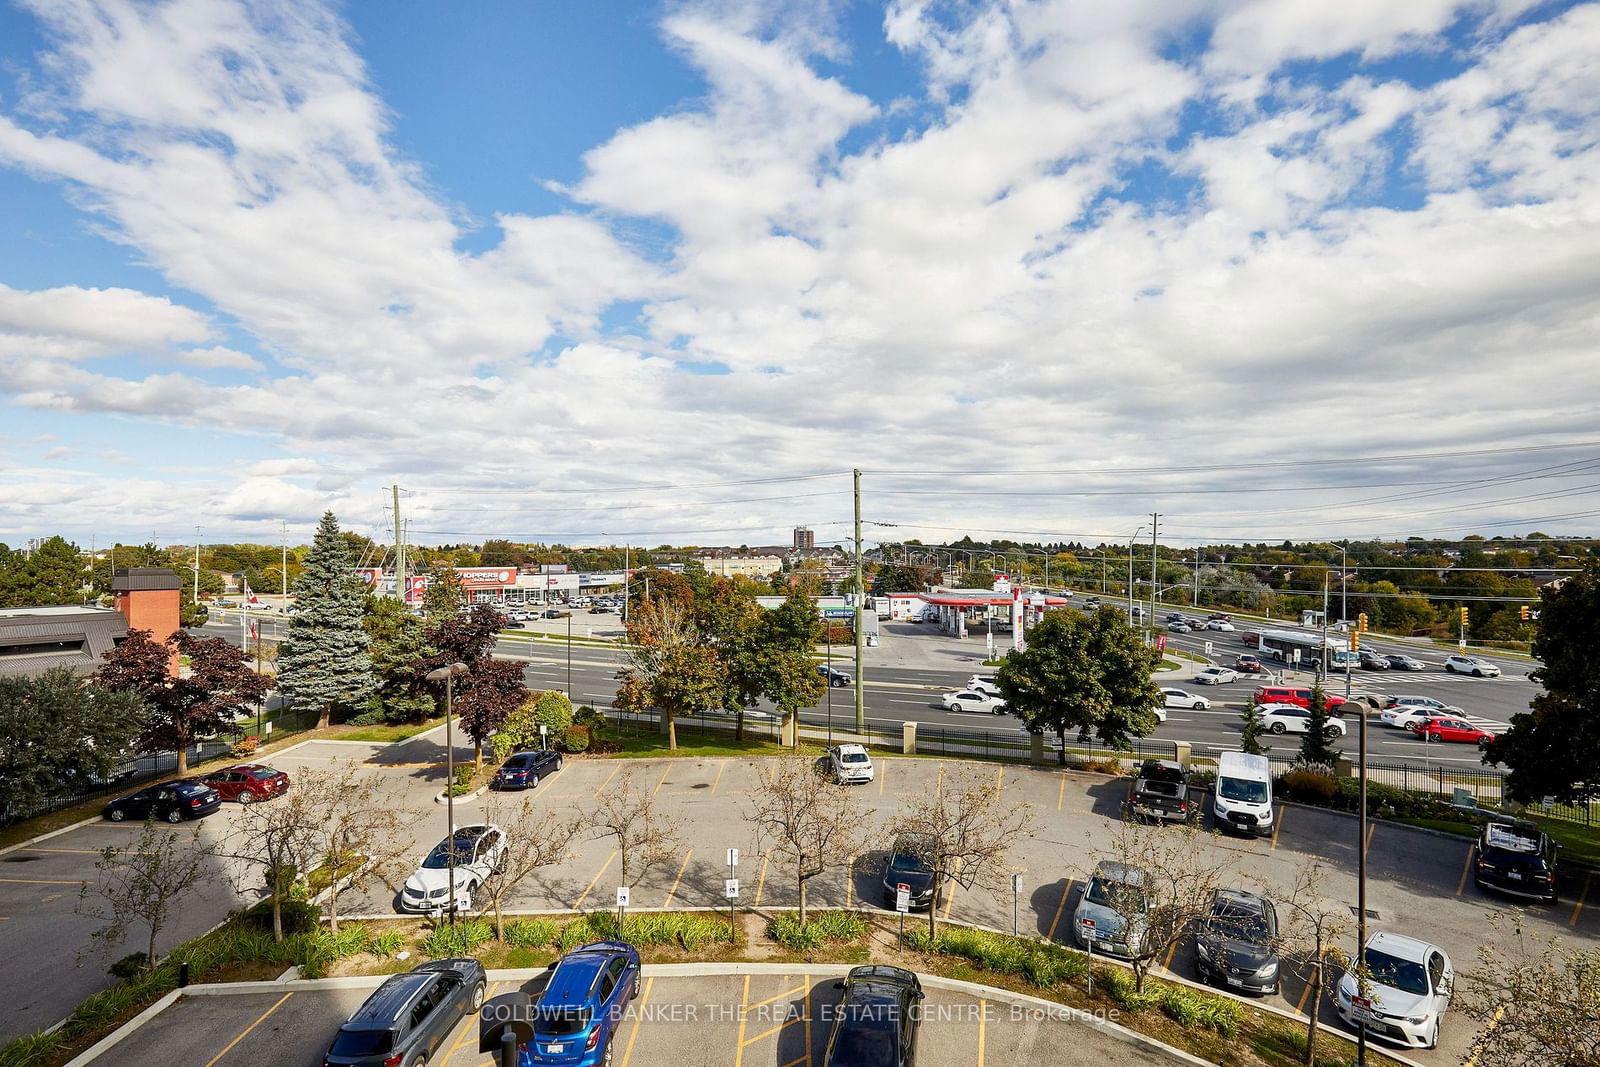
793,526,815,551
703,555,783,579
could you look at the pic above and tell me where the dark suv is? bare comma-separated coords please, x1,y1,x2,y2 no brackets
492,750,562,791
103,780,221,823
881,834,936,911
1474,822,1560,903
823,965,924,1067
325,958,486,1066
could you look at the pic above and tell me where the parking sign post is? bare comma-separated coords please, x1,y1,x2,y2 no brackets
1081,918,1095,995
616,885,628,935
726,848,739,942
1011,872,1023,937
895,882,910,945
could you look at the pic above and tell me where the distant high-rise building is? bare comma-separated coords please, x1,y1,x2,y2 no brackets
793,526,815,551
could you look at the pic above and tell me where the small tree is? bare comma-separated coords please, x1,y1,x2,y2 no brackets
77,822,216,971
479,795,586,940
589,767,682,885
1296,687,1339,768
227,781,325,942
890,766,1034,938
454,657,530,770
1239,695,1270,756
423,568,466,618
303,764,415,933
1459,913,1600,1067
747,758,870,923
1092,820,1234,993
614,598,722,751
1274,860,1353,1067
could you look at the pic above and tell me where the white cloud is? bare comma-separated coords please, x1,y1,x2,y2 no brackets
174,345,263,371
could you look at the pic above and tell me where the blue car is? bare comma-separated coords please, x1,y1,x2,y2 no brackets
480,941,641,1066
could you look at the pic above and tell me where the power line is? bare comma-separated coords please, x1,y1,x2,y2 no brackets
413,472,849,495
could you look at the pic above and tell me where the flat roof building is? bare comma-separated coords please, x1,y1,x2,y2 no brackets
0,605,128,678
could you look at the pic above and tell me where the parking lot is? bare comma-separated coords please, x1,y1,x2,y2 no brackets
93,971,1187,1067
9,733,1595,1064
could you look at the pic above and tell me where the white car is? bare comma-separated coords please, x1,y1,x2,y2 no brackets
1443,655,1501,678
827,744,875,784
1379,706,1435,730
1193,667,1239,685
1383,695,1463,715
1205,619,1235,632
1259,703,1346,738
1335,932,1454,1050
966,674,1001,697
1161,688,1211,710
400,824,506,913
942,689,1007,714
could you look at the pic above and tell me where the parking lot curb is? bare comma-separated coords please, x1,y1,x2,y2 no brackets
0,813,104,857
62,989,182,1067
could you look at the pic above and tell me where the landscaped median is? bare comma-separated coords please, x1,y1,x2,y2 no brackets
0,906,1416,1067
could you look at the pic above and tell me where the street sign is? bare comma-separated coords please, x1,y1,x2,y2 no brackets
615,886,629,908
1155,634,1168,652
724,878,740,899
1080,917,1095,931
1011,872,1023,893
1204,641,1214,656
726,848,739,868
895,883,911,914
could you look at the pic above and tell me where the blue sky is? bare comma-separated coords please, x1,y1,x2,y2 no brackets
1,0,1598,548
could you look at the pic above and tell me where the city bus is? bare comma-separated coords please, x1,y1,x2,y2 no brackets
1243,628,1353,671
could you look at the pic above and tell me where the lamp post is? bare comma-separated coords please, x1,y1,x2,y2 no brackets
1126,525,1145,626
426,661,469,925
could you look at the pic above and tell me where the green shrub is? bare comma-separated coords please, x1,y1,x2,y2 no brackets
533,690,575,736
421,919,492,958
903,928,934,952
770,914,825,954
384,693,437,725
238,896,319,936
346,709,386,727
812,910,868,942
108,952,150,979
1193,994,1243,1036
0,1029,64,1067
1159,984,1201,1026
1281,769,1337,805
504,919,557,948
447,764,476,796
369,929,406,957
560,725,591,753
673,913,731,950
558,916,601,952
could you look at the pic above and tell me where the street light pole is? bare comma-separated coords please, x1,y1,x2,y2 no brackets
426,662,469,925
1126,525,1145,625
567,613,573,698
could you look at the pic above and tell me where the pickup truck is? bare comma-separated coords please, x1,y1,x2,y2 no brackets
1127,760,1196,824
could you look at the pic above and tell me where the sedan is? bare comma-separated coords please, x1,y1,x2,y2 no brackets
103,780,221,823
1386,654,1427,671
200,764,289,804
1195,889,1280,995
491,749,561,791
1167,620,1192,633
1161,687,1211,710
1410,717,1494,745
1194,667,1239,685
1234,655,1264,673
966,674,1001,696
940,689,1007,714
1380,706,1434,731
401,824,506,914
1357,651,1390,671
1205,619,1236,632
817,665,853,687
1259,704,1347,737
1335,933,1453,1050
1443,655,1501,677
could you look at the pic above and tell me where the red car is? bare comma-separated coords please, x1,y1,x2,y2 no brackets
201,763,291,804
1234,655,1264,673
1409,717,1494,746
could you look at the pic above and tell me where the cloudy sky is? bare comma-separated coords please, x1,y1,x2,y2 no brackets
1,0,1597,550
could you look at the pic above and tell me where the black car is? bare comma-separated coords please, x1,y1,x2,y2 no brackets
881,833,936,910
1127,760,1195,824
327,958,486,1066
823,965,924,1067
103,780,221,823
492,749,562,791
543,608,568,619
1386,654,1427,671
1194,889,1280,995
1474,822,1560,903
818,665,853,687
1357,650,1390,670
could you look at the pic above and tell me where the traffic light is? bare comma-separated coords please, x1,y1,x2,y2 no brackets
1350,631,1360,652
1519,605,1530,621
1460,606,1469,626
1358,612,1368,633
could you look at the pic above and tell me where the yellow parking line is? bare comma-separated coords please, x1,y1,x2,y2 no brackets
734,975,752,1067
0,877,85,885
663,850,693,908
940,858,963,921
709,761,728,795
977,998,987,1066
619,976,655,1067
742,1016,806,1047
1162,939,1181,972
651,765,672,798
748,981,808,1011
1364,821,1376,859
592,764,622,798
1570,870,1593,927
879,761,887,796
846,853,858,908
1046,879,1075,941
936,763,944,801
203,991,291,1067
753,853,771,908
1056,777,1066,811
1456,846,1475,896
804,973,813,1067
995,766,1003,793
1461,1004,1506,1067
442,981,497,1063
574,850,618,909
1270,805,1286,850
1294,980,1313,1015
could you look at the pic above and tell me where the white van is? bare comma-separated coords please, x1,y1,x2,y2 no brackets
1213,752,1274,837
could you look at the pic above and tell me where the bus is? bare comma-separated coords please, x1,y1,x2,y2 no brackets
1243,629,1353,671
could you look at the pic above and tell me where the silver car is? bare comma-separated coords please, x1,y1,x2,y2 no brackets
325,958,486,1066
1072,861,1150,958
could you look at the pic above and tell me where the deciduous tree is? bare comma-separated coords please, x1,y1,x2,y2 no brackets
77,822,217,972
1272,860,1353,1067
0,668,149,819
747,758,870,923
1459,913,1599,1067
277,512,375,729
588,767,682,886
479,794,585,940
455,657,530,770
614,598,722,750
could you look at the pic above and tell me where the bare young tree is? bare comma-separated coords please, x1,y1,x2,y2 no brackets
299,762,416,933
589,766,682,886
746,757,872,923
890,765,1034,938
77,822,217,972
480,793,587,939
1089,819,1235,993
1273,859,1353,1067
1459,912,1600,1067
227,781,324,942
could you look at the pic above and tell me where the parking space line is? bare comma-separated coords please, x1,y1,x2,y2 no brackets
734,975,752,1067
1294,979,1313,1015
574,850,618,909
663,849,693,907
1045,879,1075,941
1364,821,1376,859
203,991,291,1067
0,877,85,884
742,1013,806,1047
977,997,987,1067
1270,806,1286,849
619,976,654,1067
1456,846,1475,896
995,766,1003,793
878,761,887,796
651,766,672,798
443,981,498,1062
940,858,963,921
748,981,807,1012
753,853,771,908
1162,939,1181,973
1570,870,1592,928
709,761,728,796
592,765,622,798
936,763,945,801
1056,777,1065,811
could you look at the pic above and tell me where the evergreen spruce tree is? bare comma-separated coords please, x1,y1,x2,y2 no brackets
277,512,374,728
1295,686,1339,768
1239,695,1270,756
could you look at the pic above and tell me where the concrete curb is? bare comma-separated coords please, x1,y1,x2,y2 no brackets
435,784,490,804
62,989,182,1067
0,812,105,857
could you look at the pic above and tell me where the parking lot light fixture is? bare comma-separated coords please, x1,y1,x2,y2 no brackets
426,661,469,924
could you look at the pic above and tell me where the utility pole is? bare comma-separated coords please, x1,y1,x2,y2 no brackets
280,520,289,600
1148,514,1159,634
623,544,630,625
1340,542,1349,626
1320,572,1330,683
1125,525,1144,623
192,527,201,604
1193,552,1200,608
392,484,406,605
853,468,865,733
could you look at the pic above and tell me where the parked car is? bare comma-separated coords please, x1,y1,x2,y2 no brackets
818,665,853,687
1205,619,1235,631
587,604,612,614
821,965,923,1067
827,744,875,785
1194,889,1280,995
966,674,1000,696
1473,822,1560,903
401,824,506,913
491,750,561,791
1382,694,1462,715
1073,860,1150,958
1193,667,1238,685
1443,655,1501,677
1409,716,1494,746
542,608,568,619
103,780,221,823
1357,651,1390,670
513,941,641,1066
1127,760,1195,824
1385,654,1427,671
940,689,1007,714
1379,705,1435,730
881,833,936,910
326,958,486,1066
1335,932,1454,1050
200,764,289,804
1259,703,1347,737
1233,654,1264,673
1160,687,1210,710
501,618,527,629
